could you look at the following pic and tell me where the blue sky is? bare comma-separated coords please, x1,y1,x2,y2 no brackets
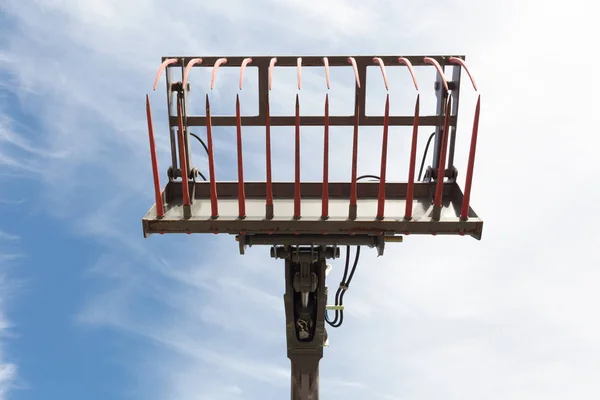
1,0,600,399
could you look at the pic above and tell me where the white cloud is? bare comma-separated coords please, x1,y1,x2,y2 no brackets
0,234,20,399
2,0,600,399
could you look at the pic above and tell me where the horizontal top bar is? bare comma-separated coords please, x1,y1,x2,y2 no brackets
161,55,465,67
170,115,455,127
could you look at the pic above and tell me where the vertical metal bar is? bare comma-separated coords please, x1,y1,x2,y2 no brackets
349,98,359,220
431,72,448,178
404,94,420,220
447,65,462,170
205,94,219,218
321,94,329,219
165,64,178,174
176,95,191,211
376,94,390,220
235,94,246,219
181,62,193,178
432,97,451,221
460,95,481,220
294,94,301,219
265,92,274,219
145,95,164,218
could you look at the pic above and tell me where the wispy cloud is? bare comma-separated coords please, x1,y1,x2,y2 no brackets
0,231,20,399
2,0,600,399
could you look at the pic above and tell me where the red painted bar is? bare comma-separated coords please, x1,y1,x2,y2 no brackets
152,58,177,91
235,94,246,218
433,97,451,209
321,94,330,219
404,94,420,220
176,97,191,207
424,57,449,91
265,94,274,213
205,94,219,218
376,94,390,220
349,101,359,215
145,95,164,218
460,95,481,220
294,94,301,219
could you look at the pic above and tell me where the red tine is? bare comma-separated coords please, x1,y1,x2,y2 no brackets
239,58,252,90
182,58,203,89
294,94,301,219
265,93,274,218
433,97,452,212
322,57,331,89
404,94,420,220
235,94,246,218
268,58,277,90
347,57,361,88
449,57,478,91
145,94,164,218
424,57,449,92
321,94,330,219
297,57,302,90
176,97,191,207
205,94,219,218
210,58,227,90
153,58,177,91
460,95,481,220
397,57,419,91
349,99,359,220
376,94,390,220
373,57,389,91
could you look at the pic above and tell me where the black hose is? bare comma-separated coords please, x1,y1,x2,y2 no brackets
190,132,209,156
326,246,360,328
188,132,208,181
418,132,436,181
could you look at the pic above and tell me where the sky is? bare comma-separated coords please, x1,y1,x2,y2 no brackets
1,0,600,399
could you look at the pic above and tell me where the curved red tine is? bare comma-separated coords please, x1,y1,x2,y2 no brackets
373,57,389,91
449,57,478,91
153,58,178,91
182,58,203,89
265,93,274,219
145,94,164,218
297,57,302,90
349,99,359,220
404,94,420,220
268,58,277,90
321,94,330,219
397,57,419,91
205,94,219,218
176,96,191,208
210,58,228,90
347,57,361,88
376,94,390,220
460,95,481,220
235,94,246,218
322,57,331,89
293,94,301,219
424,57,449,92
239,58,253,90
433,97,452,217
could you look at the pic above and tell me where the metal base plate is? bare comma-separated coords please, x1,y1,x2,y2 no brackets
142,181,483,240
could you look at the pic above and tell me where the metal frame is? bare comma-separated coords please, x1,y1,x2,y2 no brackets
143,54,483,400
142,181,483,255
